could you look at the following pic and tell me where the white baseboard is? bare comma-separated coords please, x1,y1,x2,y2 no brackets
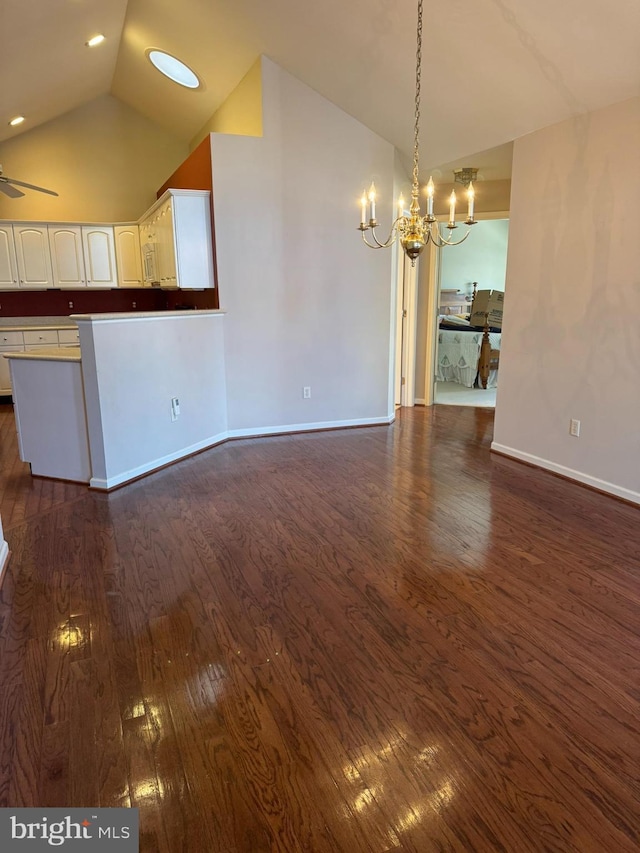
90,417,395,490
491,442,640,506
0,538,9,588
227,415,394,439
90,431,230,490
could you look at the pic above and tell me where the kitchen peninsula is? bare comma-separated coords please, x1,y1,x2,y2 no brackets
4,309,227,489
7,346,90,482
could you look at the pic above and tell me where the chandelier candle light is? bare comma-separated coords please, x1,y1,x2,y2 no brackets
358,0,477,265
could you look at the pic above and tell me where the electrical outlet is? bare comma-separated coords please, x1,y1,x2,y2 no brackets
68,301,73,309
570,418,580,437
132,301,137,309
303,386,311,399
171,397,180,421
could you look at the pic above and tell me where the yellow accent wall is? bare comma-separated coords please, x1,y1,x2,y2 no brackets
190,59,263,150
0,94,188,222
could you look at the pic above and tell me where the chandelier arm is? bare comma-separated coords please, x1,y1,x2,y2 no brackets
361,229,397,250
429,225,474,247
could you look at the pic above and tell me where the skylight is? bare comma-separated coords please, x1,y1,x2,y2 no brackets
147,50,201,89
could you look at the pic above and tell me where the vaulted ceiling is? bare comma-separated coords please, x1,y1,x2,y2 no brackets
2,0,640,181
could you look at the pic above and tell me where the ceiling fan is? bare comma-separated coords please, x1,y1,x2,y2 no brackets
0,165,58,198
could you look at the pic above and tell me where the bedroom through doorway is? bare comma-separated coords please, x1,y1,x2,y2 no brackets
434,217,509,408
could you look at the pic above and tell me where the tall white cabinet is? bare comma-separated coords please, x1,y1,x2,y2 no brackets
138,190,214,290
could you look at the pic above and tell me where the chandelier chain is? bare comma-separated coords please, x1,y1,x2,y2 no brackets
357,0,477,263
412,0,423,195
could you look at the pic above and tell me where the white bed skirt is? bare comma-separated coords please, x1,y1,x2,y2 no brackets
437,329,500,388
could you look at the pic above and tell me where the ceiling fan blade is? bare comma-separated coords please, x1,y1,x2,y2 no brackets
2,176,58,197
0,180,25,198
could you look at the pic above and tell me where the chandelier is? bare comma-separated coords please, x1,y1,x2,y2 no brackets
358,0,477,265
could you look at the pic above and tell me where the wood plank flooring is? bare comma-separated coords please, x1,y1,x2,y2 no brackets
1,401,639,851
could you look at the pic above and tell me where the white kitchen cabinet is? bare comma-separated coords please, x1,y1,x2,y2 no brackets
114,225,143,288
82,226,118,288
0,346,23,394
0,326,79,394
0,226,19,289
48,225,86,288
157,199,177,288
138,190,214,290
58,328,80,346
13,224,54,289
23,329,60,347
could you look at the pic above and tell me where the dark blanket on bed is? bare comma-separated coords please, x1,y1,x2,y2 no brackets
439,320,502,333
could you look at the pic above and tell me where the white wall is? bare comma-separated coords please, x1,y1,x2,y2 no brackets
440,219,510,297
78,312,228,489
210,57,396,433
493,96,640,503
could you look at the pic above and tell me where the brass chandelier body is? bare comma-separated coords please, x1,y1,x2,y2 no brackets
358,0,476,265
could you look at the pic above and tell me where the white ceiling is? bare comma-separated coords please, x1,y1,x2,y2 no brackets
2,0,640,181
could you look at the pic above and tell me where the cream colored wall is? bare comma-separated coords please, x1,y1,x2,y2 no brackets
190,59,263,150
211,56,396,431
0,94,188,222
493,96,640,503
433,179,512,216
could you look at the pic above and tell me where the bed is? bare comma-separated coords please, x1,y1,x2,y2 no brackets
436,324,501,389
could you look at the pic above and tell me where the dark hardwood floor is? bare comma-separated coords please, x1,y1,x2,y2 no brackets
1,399,639,851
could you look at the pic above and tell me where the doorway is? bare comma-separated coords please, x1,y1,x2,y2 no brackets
432,215,509,408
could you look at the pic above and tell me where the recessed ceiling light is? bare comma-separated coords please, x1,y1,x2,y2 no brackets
146,49,201,89
9,116,25,127
86,34,105,47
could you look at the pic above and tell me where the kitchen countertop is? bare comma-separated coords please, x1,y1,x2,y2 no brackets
2,346,81,362
0,316,77,331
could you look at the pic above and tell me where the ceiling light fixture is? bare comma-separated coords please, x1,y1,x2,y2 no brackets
358,0,476,264
146,49,201,89
453,167,478,187
86,34,105,47
8,116,25,127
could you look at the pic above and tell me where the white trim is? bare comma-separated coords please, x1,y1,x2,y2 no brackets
73,310,225,324
228,415,394,439
90,416,395,490
0,538,9,588
90,430,229,490
491,442,640,506
414,398,426,406
422,243,439,407
393,244,404,408
400,260,418,407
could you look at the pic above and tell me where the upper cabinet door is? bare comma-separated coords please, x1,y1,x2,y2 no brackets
81,226,118,288
170,190,214,290
114,225,143,288
49,225,86,288
13,224,54,289
0,225,18,289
